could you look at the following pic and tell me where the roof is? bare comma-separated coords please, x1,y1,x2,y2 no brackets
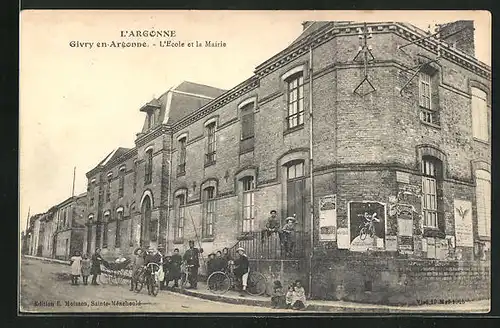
289,21,333,46
173,81,226,99
97,147,131,167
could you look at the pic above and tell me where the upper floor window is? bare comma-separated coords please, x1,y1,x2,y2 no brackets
118,169,125,198
178,137,187,175
106,174,112,202
421,157,442,228
147,112,154,129
202,187,215,238
145,149,153,185
205,123,217,166
115,210,123,247
471,87,488,142
286,73,304,129
418,71,440,125
475,170,491,238
241,103,255,140
103,213,110,247
241,177,255,233
174,193,186,239
133,161,138,193
419,72,432,109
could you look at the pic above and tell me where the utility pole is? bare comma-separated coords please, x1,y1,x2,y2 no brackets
308,45,315,299
71,166,76,197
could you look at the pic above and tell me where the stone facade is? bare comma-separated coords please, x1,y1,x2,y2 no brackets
79,21,490,302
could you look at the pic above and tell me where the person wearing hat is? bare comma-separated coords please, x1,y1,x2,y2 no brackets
270,280,286,309
182,240,203,289
90,248,104,285
233,247,250,296
281,215,297,257
144,246,162,295
130,247,145,291
261,210,281,243
161,253,172,290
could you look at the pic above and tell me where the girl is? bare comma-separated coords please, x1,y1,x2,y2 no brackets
292,280,307,310
70,251,82,286
130,248,145,291
285,283,295,309
270,280,286,309
80,253,91,285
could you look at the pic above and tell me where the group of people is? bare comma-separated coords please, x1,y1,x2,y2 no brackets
270,279,307,310
261,210,298,257
68,248,106,286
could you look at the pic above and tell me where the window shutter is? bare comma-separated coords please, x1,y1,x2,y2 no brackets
241,112,254,139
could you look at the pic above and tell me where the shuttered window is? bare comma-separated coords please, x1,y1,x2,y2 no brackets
471,88,488,142
475,170,491,237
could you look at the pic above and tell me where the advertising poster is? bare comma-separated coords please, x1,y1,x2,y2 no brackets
348,201,386,252
454,199,473,247
319,195,337,241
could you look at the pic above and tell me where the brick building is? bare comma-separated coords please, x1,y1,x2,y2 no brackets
82,20,490,303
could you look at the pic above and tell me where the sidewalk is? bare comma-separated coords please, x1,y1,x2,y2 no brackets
23,255,490,313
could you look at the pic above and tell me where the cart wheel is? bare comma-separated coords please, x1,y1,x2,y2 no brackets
207,271,230,294
246,272,267,296
135,272,145,293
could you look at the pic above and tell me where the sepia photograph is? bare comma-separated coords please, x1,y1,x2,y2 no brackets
19,10,491,314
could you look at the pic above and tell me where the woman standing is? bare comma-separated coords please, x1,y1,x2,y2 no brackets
80,253,91,285
90,248,104,285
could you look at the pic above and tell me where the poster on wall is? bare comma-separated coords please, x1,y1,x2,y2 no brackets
319,195,337,241
454,199,473,247
348,201,386,252
336,227,350,249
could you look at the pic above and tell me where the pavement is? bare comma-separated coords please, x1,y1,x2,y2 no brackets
21,255,491,313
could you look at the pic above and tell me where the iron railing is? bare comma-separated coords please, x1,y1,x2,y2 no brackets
230,230,310,260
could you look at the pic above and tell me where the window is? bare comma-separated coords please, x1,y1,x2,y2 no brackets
287,161,304,180
115,211,123,247
129,205,135,246
178,138,187,175
205,123,216,165
422,158,439,228
147,112,154,129
241,177,255,232
419,72,432,109
475,170,491,238
175,194,186,239
202,187,215,237
286,161,305,224
133,162,137,193
241,103,255,139
286,74,304,129
118,171,125,198
471,87,488,142
103,213,109,247
145,149,153,184
106,175,112,202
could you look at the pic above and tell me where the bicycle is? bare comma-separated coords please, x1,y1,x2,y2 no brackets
207,264,267,296
134,263,161,296
180,263,194,289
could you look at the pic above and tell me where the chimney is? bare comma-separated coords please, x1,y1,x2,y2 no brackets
302,21,314,31
439,20,475,57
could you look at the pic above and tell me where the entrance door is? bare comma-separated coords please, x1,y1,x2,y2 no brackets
286,161,305,229
141,196,152,247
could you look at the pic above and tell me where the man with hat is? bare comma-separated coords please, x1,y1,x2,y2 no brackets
261,210,281,243
182,240,203,289
206,252,216,277
233,247,250,296
281,215,297,257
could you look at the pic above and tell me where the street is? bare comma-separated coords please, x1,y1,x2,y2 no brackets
19,257,297,313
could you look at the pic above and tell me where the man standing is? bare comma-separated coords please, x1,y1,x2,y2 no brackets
233,247,250,296
90,248,104,285
183,240,203,289
261,210,281,242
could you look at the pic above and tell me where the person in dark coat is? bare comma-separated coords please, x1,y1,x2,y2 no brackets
221,247,232,272
182,240,203,289
206,253,216,276
233,247,250,296
270,280,286,309
161,254,172,290
170,248,182,288
261,210,281,242
144,246,162,295
90,248,104,285
214,250,225,272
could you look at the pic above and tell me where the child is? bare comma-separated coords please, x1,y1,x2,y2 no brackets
285,283,295,309
292,280,307,310
130,248,145,292
270,280,286,309
70,251,82,286
80,253,91,285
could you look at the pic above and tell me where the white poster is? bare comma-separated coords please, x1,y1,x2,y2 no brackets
336,227,350,249
319,195,337,241
454,199,473,247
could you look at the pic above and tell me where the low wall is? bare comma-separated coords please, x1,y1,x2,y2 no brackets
246,252,490,305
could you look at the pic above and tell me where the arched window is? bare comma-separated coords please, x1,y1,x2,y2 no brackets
118,167,125,198
174,193,186,239
129,204,136,247
115,208,123,247
285,73,304,130
106,174,112,202
475,170,491,237
421,156,443,229
178,137,187,176
102,212,110,248
205,123,217,166
202,187,216,238
141,195,153,246
145,149,153,185
285,160,305,225
471,87,488,142
241,176,255,232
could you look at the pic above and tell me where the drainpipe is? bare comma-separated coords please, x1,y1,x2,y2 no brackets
308,45,314,299
166,135,173,253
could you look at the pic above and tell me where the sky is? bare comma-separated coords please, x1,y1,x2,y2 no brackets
19,10,491,232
